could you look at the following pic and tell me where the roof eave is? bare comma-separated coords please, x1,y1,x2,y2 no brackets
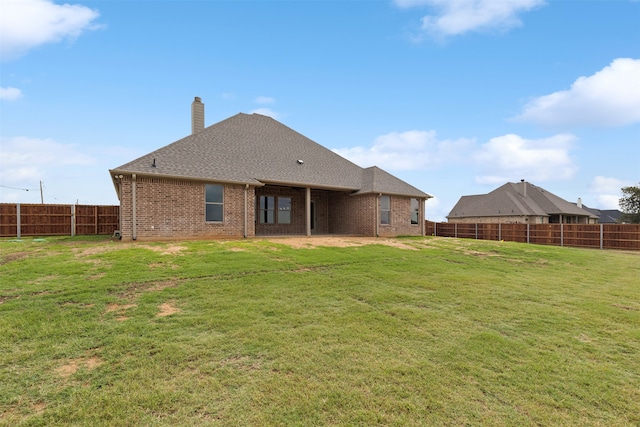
258,179,360,192
108,169,265,187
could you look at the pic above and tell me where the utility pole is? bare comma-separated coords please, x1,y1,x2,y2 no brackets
40,181,44,203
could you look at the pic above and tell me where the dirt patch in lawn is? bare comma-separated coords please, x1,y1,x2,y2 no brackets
73,243,187,257
263,236,418,250
157,302,180,317
56,356,103,378
104,303,137,314
0,251,30,265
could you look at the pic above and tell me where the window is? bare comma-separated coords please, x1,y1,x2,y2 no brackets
205,184,223,222
259,196,275,224
278,197,291,224
411,198,420,225
380,195,390,225
259,196,292,224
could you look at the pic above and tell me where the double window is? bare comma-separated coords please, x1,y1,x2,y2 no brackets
259,196,291,224
205,184,224,222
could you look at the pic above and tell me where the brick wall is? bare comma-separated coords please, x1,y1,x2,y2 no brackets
255,186,307,235
116,177,425,239
328,193,377,236
118,175,254,240
378,196,424,237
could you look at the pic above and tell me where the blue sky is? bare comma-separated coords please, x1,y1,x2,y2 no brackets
1,0,639,221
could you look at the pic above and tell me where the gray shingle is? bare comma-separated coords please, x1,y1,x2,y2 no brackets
111,113,430,198
448,182,597,219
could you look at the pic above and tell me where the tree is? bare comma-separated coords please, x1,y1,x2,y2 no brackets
619,184,640,223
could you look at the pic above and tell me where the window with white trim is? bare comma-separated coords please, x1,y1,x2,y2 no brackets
205,184,223,222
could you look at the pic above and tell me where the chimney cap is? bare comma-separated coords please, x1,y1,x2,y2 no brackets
194,96,202,102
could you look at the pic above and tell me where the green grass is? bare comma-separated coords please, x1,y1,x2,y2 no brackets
1,236,639,426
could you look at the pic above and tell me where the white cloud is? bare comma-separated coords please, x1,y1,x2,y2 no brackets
394,0,545,38
249,108,281,119
473,133,577,184
516,58,640,127
0,0,101,60
0,86,23,101
588,176,630,209
0,136,95,185
255,96,276,104
333,130,474,171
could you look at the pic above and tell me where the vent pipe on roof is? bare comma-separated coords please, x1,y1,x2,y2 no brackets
191,96,204,134
521,179,527,198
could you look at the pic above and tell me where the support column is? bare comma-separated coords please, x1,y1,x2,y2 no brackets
16,203,21,239
244,184,248,238
132,174,137,241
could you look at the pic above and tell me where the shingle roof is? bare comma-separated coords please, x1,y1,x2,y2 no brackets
111,113,430,198
357,166,431,198
447,182,597,219
580,205,623,223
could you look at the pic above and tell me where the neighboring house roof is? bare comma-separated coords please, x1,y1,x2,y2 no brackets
447,181,598,219
579,205,623,223
111,113,430,198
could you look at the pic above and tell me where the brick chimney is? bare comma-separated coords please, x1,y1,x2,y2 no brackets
520,179,527,198
191,96,204,134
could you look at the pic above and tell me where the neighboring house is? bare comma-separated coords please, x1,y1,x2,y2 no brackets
447,180,598,224
578,204,623,224
110,97,432,241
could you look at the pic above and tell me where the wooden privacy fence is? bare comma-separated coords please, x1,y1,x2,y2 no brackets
425,221,640,251
0,204,119,237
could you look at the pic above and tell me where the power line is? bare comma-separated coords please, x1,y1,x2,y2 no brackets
0,184,38,192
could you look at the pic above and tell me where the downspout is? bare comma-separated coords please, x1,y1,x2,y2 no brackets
132,174,137,240
244,184,249,238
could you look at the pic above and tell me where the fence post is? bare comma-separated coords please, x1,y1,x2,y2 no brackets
16,203,21,238
71,205,76,237
527,223,530,244
499,223,502,241
561,223,564,247
600,223,603,250
434,222,437,237
475,223,478,240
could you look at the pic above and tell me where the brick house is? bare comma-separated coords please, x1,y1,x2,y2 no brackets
447,180,598,224
109,97,432,240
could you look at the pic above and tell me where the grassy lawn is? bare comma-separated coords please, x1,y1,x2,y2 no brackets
1,236,639,426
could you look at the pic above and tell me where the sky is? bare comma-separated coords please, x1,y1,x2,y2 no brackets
1,0,639,221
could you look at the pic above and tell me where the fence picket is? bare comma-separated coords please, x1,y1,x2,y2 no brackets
425,221,639,251
0,203,119,237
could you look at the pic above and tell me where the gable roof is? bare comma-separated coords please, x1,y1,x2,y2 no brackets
111,113,430,198
447,182,597,219
579,205,623,223
356,166,429,197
